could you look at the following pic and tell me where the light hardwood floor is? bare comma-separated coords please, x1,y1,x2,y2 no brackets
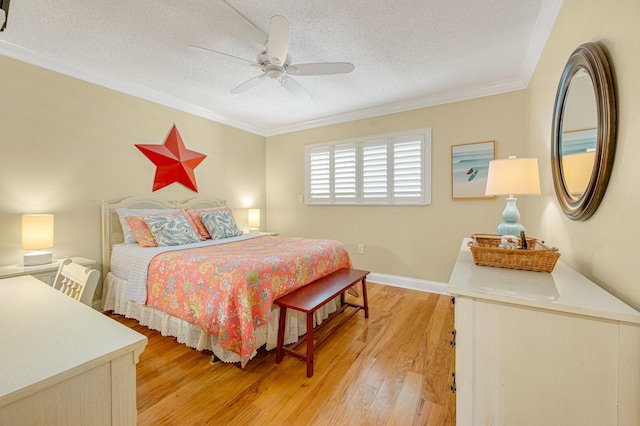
109,282,456,425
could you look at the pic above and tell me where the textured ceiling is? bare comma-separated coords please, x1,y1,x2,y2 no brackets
0,0,562,136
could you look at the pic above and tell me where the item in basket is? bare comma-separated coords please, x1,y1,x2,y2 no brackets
500,235,519,249
520,231,528,250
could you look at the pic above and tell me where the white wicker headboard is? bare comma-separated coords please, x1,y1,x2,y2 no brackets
101,195,226,281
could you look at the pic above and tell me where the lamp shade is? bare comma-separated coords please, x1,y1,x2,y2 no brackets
22,214,54,250
485,157,541,196
247,209,260,229
562,151,596,195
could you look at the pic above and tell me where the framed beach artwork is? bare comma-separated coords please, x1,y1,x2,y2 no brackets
560,128,597,156
451,140,496,200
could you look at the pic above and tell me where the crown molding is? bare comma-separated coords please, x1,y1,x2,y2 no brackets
264,78,528,136
1,0,560,141
0,40,531,139
520,0,564,83
0,40,267,136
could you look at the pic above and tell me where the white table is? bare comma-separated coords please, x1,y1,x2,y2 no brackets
448,239,640,425
0,275,147,425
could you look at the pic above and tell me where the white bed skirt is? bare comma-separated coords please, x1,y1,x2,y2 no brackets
103,272,340,364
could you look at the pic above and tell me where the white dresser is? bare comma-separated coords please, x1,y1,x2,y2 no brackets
448,239,640,426
0,276,147,425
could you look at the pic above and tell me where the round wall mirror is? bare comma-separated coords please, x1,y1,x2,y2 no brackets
551,42,616,220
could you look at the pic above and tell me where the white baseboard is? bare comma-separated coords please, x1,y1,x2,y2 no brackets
367,272,449,295
93,273,449,312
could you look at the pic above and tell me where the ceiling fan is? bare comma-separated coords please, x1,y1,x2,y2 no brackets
188,14,354,101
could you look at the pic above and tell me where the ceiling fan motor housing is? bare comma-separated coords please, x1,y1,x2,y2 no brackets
191,14,353,100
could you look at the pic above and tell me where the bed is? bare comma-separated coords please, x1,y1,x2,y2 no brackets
101,196,352,366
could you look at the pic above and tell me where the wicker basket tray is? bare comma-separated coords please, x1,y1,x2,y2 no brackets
468,234,560,273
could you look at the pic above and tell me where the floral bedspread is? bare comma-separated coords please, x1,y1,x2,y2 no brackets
145,236,352,366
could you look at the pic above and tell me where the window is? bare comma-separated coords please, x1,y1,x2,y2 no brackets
305,128,431,205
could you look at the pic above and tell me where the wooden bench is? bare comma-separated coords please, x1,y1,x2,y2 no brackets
274,268,370,377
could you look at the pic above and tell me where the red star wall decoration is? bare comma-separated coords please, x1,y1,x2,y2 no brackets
135,125,207,192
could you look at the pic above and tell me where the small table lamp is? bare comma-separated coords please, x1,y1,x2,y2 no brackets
485,157,540,235
248,208,260,232
22,214,54,266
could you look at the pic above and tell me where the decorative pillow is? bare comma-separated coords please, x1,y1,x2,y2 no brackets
116,208,179,244
124,216,158,247
199,210,243,240
143,214,203,246
125,211,204,247
187,207,228,239
181,211,206,240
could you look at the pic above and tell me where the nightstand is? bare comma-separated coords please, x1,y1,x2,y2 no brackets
244,231,279,236
0,257,96,286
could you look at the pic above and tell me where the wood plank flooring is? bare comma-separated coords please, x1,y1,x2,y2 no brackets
109,282,456,425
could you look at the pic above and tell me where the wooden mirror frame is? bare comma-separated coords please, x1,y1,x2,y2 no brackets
551,42,617,221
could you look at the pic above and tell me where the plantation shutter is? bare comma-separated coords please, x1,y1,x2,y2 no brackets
334,144,357,203
304,128,431,205
392,135,424,203
307,147,331,204
362,140,389,203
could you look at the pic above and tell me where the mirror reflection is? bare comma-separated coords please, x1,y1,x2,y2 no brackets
560,69,597,200
551,42,616,221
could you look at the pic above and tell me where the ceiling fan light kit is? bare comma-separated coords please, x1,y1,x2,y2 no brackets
190,12,354,101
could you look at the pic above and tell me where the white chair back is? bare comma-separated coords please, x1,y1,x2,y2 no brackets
53,259,100,306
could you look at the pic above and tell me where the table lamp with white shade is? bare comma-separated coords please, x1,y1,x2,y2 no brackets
247,208,260,232
22,214,54,266
485,157,541,235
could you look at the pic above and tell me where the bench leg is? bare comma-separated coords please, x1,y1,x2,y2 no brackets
306,312,314,377
276,306,287,364
362,277,369,319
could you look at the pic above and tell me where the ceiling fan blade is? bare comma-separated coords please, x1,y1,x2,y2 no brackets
267,15,290,66
288,62,355,76
188,45,262,69
281,76,311,101
231,74,265,94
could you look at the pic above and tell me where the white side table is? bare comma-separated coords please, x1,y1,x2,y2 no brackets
0,257,96,286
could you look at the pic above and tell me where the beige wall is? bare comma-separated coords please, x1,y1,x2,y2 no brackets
266,91,527,283
526,0,640,309
267,0,640,309
0,55,266,298
4,0,638,309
